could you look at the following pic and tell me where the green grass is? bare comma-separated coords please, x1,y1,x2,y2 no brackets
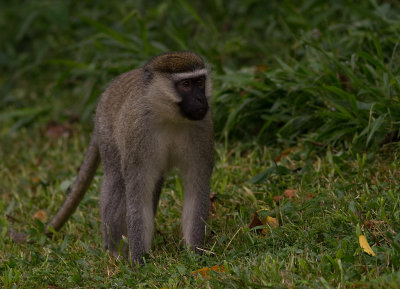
1,128,400,288
1,0,400,288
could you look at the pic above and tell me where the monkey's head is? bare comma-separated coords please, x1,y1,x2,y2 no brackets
144,51,212,122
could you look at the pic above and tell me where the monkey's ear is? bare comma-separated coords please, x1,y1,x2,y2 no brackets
144,68,153,84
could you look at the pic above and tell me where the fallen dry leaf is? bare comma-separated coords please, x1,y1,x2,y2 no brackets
45,121,72,140
359,235,376,256
273,195,284,203
267,216,279,228
254,64,268,74
305,193,315,200
192,265,225,277
364,219,394,246
248,211,279,235
248,211,265,234
274,189,299,203
33,210,48,222
6,229,28,243
274,147,298,162
283,189,298,199
365,219,384,230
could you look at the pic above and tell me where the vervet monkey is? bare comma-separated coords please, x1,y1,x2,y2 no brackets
11,51,214,265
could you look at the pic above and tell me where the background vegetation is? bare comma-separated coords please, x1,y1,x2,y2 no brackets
1,0,400,288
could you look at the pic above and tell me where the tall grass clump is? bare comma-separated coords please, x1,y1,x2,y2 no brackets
213,1,400,150
1,0,399,149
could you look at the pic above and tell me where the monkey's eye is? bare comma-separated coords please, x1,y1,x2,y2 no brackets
178,79,192,93
181,80,191,88
196,77,205,89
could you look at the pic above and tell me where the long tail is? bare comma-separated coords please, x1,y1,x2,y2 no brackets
8,134,100,242
46,135,100,234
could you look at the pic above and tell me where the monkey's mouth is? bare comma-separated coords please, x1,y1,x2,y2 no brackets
194,106,208,120
180,105,208,121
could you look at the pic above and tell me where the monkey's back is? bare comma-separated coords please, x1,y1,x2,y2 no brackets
96,68,144,129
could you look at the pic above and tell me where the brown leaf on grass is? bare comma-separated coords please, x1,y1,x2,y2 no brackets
33,210,47,222
283,189,298,199
274,189,299,203
254,65,268,74
274,147,298,162
267,216,279,228
365,220,384,230
364,219,394,245
273,195,284,203
248,211,264,234
305,193,315,200
6,229,29,243
248,211,279,235
45,121,72,140
192,265,225,277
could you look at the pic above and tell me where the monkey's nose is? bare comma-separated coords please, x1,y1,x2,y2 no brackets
196,96,206,104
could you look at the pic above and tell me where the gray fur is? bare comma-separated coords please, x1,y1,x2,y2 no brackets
46,136,100,233
44,52,214,265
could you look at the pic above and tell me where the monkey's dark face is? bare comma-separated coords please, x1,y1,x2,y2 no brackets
176,76,209,120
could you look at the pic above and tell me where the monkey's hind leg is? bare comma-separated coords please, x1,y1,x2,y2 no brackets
100,169,127,258
181,167,212,253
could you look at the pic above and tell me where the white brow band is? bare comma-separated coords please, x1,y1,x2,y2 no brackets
172,69,207,80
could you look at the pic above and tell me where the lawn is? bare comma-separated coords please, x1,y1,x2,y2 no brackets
1,0,400,288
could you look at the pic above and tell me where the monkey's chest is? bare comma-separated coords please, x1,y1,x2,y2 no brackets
154,128,189,172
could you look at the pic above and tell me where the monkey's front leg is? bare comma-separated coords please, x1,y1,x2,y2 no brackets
181,164,213,252
124,172,156,264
